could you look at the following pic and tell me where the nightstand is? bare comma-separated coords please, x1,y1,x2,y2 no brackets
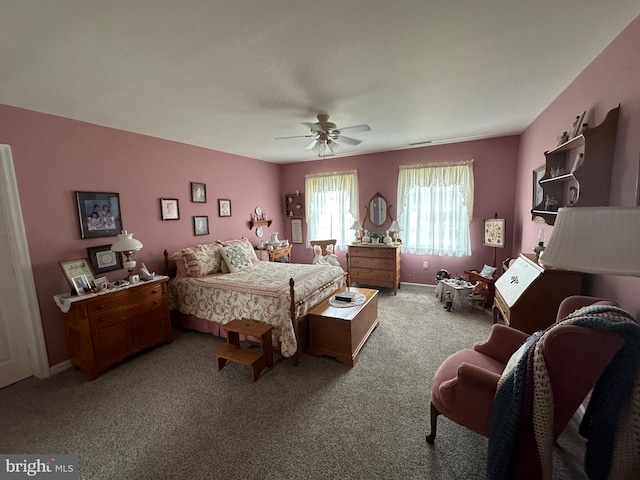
54,277,172,380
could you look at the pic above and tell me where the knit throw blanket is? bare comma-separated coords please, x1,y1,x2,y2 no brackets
486,305,640,480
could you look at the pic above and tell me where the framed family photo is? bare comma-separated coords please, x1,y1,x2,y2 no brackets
191,182,206,203
160,198,180,220
218,199,232,217
71,275,91,295
75,191,122,239
87,244,123,273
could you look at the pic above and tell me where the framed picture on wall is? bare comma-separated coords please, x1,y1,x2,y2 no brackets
191,182,206,203
291,218,303,244
532,166,545,222
194,216,209,236
160,198,180,220
75,191,122,239
87,244,123,273
218,199,232,217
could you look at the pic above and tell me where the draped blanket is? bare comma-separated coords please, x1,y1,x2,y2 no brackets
486,305,640,480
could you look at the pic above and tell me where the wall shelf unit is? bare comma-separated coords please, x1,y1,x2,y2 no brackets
248,219,272,230
531,105,619,225
284,193,304,218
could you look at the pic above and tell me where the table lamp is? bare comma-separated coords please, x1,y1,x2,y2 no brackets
350,220,363,242
540,207,640,276
111,230,143,280
389,220,403,242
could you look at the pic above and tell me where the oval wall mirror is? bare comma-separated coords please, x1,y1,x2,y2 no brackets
366,192,390,228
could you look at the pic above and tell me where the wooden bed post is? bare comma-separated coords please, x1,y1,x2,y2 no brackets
289,277,300,366
163,250,170,277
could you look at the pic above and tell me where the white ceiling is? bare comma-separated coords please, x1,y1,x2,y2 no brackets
1,1,639,163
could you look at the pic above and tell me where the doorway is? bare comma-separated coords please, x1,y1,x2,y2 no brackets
0,144,49,387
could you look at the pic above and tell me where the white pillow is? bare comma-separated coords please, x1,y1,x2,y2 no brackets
220,244,253,273
480,264,496,278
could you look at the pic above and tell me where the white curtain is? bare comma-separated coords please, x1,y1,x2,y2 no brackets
305,170,359,250
396,161,474,256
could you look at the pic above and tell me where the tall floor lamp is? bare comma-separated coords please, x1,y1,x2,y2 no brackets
540,207,640,276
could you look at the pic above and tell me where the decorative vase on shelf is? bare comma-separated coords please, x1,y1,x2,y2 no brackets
362,231,370,243
383,230,392,244
268,232,280,245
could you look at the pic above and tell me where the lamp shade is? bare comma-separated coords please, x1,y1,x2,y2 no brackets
111,230,143,253
389,220,403,232
350,220,362,230
540,207,640,276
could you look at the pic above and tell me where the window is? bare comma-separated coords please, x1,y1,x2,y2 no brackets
305,170,359,250
397,161,474,256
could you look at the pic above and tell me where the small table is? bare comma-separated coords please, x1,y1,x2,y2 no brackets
435,279,474,311
307,287,379,367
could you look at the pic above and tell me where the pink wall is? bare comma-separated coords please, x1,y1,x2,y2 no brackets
0,104,283,366
280,136,520,283
513,15,640,316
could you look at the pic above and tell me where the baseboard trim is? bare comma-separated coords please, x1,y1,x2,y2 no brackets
49,360,72,376
400,281,436,290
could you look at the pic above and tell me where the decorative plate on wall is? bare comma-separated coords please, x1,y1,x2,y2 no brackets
256,226,264,238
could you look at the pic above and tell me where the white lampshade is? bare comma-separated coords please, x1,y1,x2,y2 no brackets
389,220,403,232
111,230,143,274
111,230,143,253
350,220,362,230
540,207,640,276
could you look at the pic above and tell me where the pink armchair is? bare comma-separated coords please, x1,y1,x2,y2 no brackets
426,296,625,478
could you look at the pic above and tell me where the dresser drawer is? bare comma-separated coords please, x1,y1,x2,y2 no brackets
88,295,164,328
349,246,397,259
350,267,395,283
349,256,395,270
86,283,164,316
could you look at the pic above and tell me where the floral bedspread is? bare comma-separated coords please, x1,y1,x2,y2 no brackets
168,262,346,357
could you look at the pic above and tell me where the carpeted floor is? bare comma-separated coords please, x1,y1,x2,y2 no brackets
0,284,588,479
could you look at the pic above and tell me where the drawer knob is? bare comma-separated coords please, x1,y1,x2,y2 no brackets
97,305,104,311
153,300,158,305
151,289,158,294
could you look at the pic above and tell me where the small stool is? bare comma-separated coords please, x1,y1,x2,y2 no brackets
213,319,273,381
468,294,487,315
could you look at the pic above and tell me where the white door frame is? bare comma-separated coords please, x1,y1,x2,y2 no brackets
0,144,49,379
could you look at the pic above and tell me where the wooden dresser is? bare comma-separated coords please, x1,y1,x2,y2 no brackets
347,244,401,295
58,277,172,380
493,254,582,334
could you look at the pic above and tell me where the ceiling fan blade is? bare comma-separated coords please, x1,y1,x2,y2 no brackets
338,124,371,134
336,135,362,146
304,140,318,150
275,134,315,140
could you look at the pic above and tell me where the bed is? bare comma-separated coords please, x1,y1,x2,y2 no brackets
164,239,348,364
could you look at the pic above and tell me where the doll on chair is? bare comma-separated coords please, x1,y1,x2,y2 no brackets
312,244,340,267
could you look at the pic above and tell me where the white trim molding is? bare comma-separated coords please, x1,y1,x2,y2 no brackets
0,144,50,379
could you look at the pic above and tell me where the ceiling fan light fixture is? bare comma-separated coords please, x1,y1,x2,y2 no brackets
312,140,326,154
327,139,339,153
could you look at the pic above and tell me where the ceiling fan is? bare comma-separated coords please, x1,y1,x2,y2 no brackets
275,113,371,156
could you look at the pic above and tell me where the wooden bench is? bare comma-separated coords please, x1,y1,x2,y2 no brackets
213,319,273,381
